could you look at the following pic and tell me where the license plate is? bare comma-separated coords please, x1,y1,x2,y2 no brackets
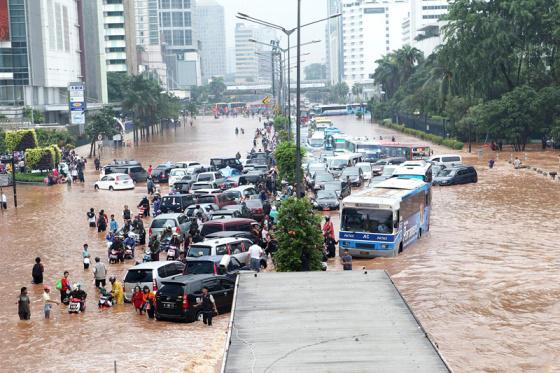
163,302,174,309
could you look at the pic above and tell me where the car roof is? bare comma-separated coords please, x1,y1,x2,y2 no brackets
161,274,221,285
212,209,235,214
192,237,249,246
128,261,182,270
205,230,251,238
203,218,256,225
153,213,184,219
104,173,130,177
186,255,225,263
430,154,461,158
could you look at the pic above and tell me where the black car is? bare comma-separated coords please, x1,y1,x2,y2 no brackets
152,163,175,183
238,170,266,185
210,209,242,220
210,157,243,171
154,274,235,322
183,255,245,281
433,166,478,186
322,181,351,199
311,190,340,211
103,164,148,182
159,194,196,213
173,179,194,194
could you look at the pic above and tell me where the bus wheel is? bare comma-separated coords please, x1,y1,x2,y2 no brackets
418,228,422,239
396,243,403,256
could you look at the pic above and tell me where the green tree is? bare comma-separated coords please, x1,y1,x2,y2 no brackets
190,85,208,103
107,72,130,102
86,107,118,157
329,82,349,103
274,141,305,184
273,197,323,272
351,83,363,101
304,63,327,80
185,101,199,116
207,76,227,101
273,115,289,132
23,107,45,124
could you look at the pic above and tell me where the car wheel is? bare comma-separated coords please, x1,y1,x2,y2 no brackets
196,310,204,321
94,184,99,190
473,176,478,183
260,259,267,269
109,186,114,191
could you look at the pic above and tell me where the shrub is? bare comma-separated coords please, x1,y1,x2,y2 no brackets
25,147,55,171
36,128,76,148
5,129,38,152
274,141,305,184
50,144,62,165
15,172,48,183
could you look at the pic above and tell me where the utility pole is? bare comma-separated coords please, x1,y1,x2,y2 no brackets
295,0,302,197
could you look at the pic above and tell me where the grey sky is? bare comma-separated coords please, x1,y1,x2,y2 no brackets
215,0,328,67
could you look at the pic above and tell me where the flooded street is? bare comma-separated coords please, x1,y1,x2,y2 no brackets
2,115,560,372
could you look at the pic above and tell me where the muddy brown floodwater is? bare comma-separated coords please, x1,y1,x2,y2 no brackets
2,115,560,372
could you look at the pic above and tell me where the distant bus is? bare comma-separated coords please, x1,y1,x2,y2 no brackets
346,103,368,114
214,102,247,114
339,178,431,258
383,144,431,160
314,104,349,116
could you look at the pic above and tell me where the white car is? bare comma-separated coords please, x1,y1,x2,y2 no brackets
187,237,254,265
94,173,134,191
168,168,188,187
355,162,373,181
192,188,222,195
224,185,258,201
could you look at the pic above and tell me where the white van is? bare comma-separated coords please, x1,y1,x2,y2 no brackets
186,237,253,265
123,261,185,301
429,154,462,168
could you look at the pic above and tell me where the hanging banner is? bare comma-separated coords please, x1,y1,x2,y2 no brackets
0,0,9,41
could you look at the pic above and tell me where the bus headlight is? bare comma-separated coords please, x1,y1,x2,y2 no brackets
380,244,388,249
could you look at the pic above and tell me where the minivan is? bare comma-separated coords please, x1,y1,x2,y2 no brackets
429,154,463,168
186,237,253,265
154,274,235,322
433,165,477,186
195,193,236,208
102,164,148,182
200,218,259,238
210,157,243,171
123,261,185,301
159,194,196,214
197,172,226,188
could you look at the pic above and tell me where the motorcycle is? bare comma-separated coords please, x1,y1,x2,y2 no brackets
109,249,119,264
166,245,178,261
98,295,113,309
124,246,134,260
324,237,336,258
68,297,86,313
142,248,153,263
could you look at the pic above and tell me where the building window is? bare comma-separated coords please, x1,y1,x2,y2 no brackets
184,0,191,8
107,47,126,52
108,59,126,65
423,14,444,20
107,23,124,29
172,11,183,27
107,35,125,40
184,11,191,27
185,29,192,45
172,30,184,45
62,6,69,52
160,0,170,9
161,12,171,27
55,3,63,51
47,0,55,50
171,0,182,9
162,30,172,44
422,5,448,10
107,11,123,16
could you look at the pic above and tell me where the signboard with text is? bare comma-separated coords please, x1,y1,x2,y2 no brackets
68,83,86,127
0,0,9,41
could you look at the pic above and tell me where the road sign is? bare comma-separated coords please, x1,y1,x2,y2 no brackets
69,83,86,127
262,96,271,105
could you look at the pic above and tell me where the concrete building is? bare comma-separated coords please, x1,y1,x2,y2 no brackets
135,0,167,87
341,0,409,87
404,0,449,57
325,0,343,85
159,0,200,89
234,23,276,84
195,0,226,84
0,0,106,123
102,0,137,74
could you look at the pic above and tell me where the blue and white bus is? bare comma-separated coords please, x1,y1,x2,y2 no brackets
313,105,349,116
339,178,431,258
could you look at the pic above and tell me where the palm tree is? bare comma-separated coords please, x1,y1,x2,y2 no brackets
395,45,424,84
373,54,399,99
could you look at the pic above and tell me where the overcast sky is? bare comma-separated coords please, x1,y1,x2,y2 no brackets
215,0,328,67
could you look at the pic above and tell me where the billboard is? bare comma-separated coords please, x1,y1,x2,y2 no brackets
0,0,8,42
68,83,86,126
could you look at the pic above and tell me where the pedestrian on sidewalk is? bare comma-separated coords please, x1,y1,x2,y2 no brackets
1,192,7,209
17,287,31,320
196,287,218,326
248,242,264,272
94,157,100,171
32,257,44,284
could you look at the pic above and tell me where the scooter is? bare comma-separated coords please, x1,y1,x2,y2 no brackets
68,297,86,313
124,246,134,260
166,245,178,261
98,295,113,309
142,249,153,263
109,249,119,264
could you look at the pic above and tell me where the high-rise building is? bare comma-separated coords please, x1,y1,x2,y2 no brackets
102,0,137,74
234,23,276,84
341,0,409,87
0,0,106,123
159,0,200,89
403,0,449,57
325,0,343,85
195,0,226,84
135,0,167,87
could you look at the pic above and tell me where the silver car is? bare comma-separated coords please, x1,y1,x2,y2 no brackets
123,261,185,301
148,213,191,241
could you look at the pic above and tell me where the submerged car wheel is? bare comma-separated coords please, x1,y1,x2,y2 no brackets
109,186,114,191
196,310,204,321
94,184,99,190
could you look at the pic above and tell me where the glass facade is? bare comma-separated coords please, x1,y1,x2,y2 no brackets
0,0,28,106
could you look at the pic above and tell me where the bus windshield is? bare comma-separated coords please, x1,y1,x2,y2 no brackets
341,208,394,234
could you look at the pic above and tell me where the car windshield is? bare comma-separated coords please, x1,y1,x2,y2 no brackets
158,283,184,298
124,269,153,283
315,173,333,182
171,170,186,176
359,164,372,172
197,196,215,204
187,246,212,257
198,174,212,181
329,159,347,168
162,197,184,206
156,164,169,169
341,168,359,177
185,261,215,275
309,164,325,171
438,169,455,177
382,166,397,176
317,191,337,200
341,208,393,234
192,184,210,190
323,183,340,191
151,219,177,228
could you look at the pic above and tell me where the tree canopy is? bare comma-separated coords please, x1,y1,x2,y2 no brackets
304,63,327,80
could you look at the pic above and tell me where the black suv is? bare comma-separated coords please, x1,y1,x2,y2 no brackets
154,274,235,322
210,157,243,171
151,163,175,183
159,194,196,213
183,255,245,280
103,164,148,182
433,165,478,186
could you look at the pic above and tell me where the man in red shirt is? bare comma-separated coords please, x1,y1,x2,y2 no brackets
59,271,71,304
322,216,335,240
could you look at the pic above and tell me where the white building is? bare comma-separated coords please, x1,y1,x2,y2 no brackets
234,23,276,84
195,0,226,84
102,0,137,74
325,0,343,84
135,0,167,87
342,0,409,87
404,0,450,57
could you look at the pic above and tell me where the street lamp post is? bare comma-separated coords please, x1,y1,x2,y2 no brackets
238,11,339,146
